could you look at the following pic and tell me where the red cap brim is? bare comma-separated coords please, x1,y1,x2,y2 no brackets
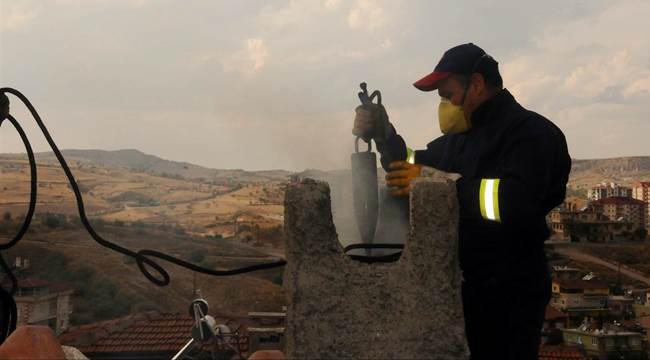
413,71,451,92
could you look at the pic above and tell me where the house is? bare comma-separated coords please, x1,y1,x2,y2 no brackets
552,266,582,281
589,197,647,232
549,206,637,243
607,295,635,319
562,322,646,360
59,312,249,359
588,183,632,201
543,305,569,344
632,181,650,230
0,275,73,335
551,279,609,320
247,311,286,354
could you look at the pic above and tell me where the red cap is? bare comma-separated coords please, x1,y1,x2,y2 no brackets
413,43,494,92
413,71,451,92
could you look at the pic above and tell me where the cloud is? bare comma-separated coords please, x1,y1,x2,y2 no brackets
1,0,647,170
0,2,37,30
348,0,387,32
501,0,650,159
221,38,269,75
324,0,342,10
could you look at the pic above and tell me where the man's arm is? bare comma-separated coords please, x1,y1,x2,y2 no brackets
456,119,571,225
375,130,408,171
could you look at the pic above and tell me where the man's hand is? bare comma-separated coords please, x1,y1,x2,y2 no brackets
352,103,393,143
385,161,423,197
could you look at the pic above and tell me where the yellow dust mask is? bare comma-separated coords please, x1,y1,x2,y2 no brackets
438,97,472,134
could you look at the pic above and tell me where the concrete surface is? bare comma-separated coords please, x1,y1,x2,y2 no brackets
283,177,469,359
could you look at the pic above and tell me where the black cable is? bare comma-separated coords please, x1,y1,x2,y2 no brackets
343,243,404,251
0,87,286,289
343,243,404,264
0,285,16,343
0,107,35,339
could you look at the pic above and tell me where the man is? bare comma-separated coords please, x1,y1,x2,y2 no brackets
352,43,571,359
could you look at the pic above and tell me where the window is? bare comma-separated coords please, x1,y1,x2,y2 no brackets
591,337,598,345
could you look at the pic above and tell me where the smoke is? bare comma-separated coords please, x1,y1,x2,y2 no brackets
302,165,409,258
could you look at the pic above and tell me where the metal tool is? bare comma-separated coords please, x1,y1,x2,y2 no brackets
351,82,381,256
172,297,243,360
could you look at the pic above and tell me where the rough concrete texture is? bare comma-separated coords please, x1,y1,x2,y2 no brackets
283,177,469,360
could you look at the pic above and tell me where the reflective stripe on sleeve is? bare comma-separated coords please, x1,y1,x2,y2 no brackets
406,147,415,164
479,178,501,222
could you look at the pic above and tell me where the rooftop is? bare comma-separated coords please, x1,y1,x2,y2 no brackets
553,278,609,290
590,196,647,206
59,312,248,356
545,305,568,321
538,345,587,360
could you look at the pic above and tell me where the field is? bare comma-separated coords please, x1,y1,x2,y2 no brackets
0,152,288,324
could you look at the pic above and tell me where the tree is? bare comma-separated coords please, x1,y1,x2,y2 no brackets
187,249,205,263
43,213,67,229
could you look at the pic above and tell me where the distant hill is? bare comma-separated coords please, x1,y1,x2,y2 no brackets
1,149,292,183
569,156,650,190
2,148,648,192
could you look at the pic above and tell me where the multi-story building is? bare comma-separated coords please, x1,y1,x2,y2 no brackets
588,183,632,201
549,206,637,243
589,197,647,230
551,279,609,321
562,323,647,360
632,181,650,229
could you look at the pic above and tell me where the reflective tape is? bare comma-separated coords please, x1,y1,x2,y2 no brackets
406,147,415,164
479,178,501,222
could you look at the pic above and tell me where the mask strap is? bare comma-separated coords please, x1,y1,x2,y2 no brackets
459,53,488,106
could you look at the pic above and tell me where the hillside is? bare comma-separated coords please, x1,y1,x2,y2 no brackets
0,149,290,324
9,149,292,184
569,156,650,190
0,150,287,240
1,219,285,323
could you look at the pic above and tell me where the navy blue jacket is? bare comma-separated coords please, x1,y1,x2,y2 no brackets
377,89,571,278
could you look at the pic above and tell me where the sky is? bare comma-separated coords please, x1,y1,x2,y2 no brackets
1,0,649,171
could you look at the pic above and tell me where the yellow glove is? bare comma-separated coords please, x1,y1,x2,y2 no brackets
385,161,422,197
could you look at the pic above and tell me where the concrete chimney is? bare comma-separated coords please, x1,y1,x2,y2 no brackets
283,177,468,359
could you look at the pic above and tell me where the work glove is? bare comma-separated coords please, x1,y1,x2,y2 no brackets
386,161,461,197
352,103,395,144
385,161,423,197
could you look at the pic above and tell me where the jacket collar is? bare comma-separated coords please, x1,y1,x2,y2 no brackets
469,88,515,129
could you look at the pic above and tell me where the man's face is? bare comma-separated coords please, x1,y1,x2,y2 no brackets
437,76,466,106
437,74,483,118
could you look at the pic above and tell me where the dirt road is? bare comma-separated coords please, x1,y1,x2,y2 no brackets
555,246,650,286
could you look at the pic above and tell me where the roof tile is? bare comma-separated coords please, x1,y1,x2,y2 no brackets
60,312,245,355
